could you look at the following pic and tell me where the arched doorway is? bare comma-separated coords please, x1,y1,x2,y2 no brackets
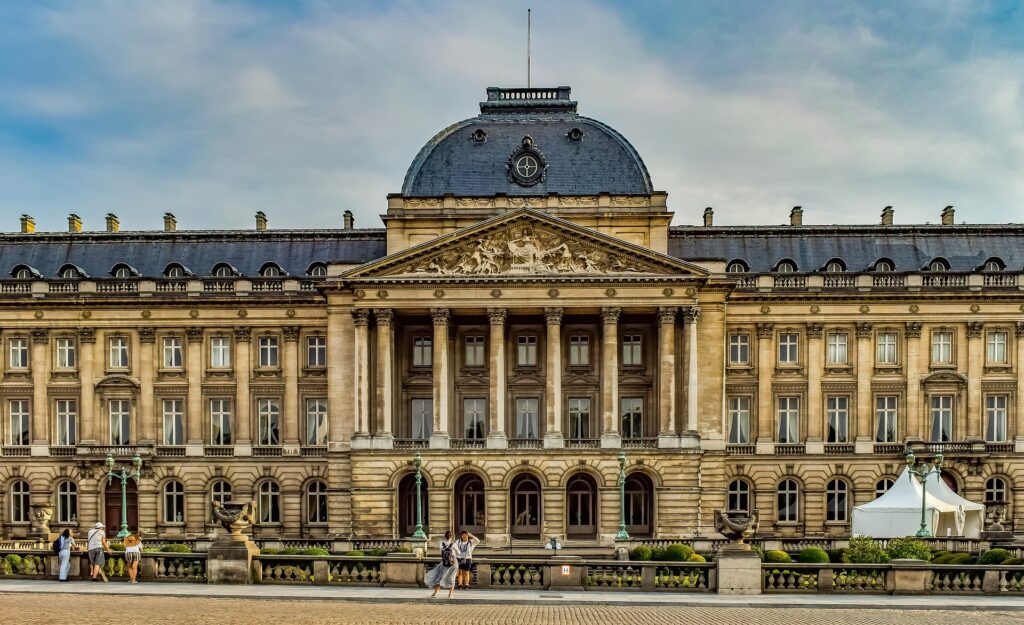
625,473,654,536
509,474,541,538
104,479,138,537
941,470,959,494
398,473,429,537
566,473,597,538
454,474,485,536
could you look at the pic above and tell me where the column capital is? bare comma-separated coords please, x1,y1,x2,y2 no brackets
544,307,563,326
1016,321,1024,338
430,307,450,327
856,322,873,338
681,305,701,322
137,327,156,344
756,322,774,339
487,307,507,326
283,326,301,342
78,328,96,344
352,308,371,327
29,328,49,344
806,322,823,339
600,306,621,325
233,326,252,342
374,308,394,327
657,306,678,324
905,321,923,338
186,326,204,343
966,321,984,338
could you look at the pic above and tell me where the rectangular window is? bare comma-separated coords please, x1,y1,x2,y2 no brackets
930,395,953,442
728,396,750,444
875,396,898,443
257,399,281,446
728,333,750,365
411,398,433,439
306,336,327,368
778,333,799,365
931,332,953,365
412,337,432,368
569,335,590,367
210,337,231,368
514,398,539,439
56,337,77,369
621,397,644,439
108,336,129,369
162,336,183,369
777,396,800,443
56,399,77,446
622,335,643,366
162,399,184,446
8,337,27,369
826,396,849,443
568,397,591,439
986,395,1008,443
109,399,130,445
826,333,848,364
462,398,486,439
210,399,232,445
9,399,29,446
464,336,485,368
306,398,327,446
258,336,279,368
876,332,898,364
517,335,538,367
987,331,1008,363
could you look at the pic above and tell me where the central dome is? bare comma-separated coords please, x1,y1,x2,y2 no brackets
401,87,653,198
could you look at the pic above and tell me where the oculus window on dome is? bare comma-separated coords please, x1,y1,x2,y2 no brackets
507,136,547,187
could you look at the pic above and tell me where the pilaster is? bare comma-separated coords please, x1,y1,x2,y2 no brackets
430,308,451,449
600,306,621,448
351,309,372,449
487,308,508,449
375,309,395,449
657,306,678,448
544,307,564,449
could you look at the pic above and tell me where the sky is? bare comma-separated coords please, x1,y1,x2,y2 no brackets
0,0,1023,231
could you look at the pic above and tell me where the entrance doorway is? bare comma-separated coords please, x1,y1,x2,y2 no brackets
104,480,138,537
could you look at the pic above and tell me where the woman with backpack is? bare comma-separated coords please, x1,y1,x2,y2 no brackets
425,530,457,599
56,528,75,582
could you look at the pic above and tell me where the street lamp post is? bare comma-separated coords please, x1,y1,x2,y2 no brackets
905,450,943,538
412,452,427,540
105,452,142,540
615,451,629,540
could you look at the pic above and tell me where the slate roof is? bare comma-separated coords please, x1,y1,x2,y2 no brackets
668,225,1024,272
401,87,654,197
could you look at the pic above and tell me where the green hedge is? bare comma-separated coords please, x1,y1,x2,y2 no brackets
159,544,192,553
978,549,1011,565
1002,557,1024,566
885,537,932,562
797,547,829,564
630,546,653,561
687,554,706,563
655,544,694,562
301,548,330,557
827,548,847,563
843,536,888,564
764,550,791,564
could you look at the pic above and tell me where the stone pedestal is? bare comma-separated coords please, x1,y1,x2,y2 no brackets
890,559,929,594
715,549,762,595
207,537,260,584
547,556,583,590
382,554,424,587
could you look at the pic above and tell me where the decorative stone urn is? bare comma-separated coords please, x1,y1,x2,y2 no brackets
29,503,54,541
208,500,260,585
714,509,759,552
212,500,255,540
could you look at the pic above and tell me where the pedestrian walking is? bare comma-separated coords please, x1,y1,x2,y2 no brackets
425,530,457,599
86,522,110,582
56,529,75,582
454,530,479,590
123,534,142,583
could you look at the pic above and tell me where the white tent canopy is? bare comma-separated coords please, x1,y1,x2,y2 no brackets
851,467,985,538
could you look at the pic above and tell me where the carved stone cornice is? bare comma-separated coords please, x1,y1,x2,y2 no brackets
487,308,507,326
186,327,204,343
543,307,563,326
657,306,678,325
856,322,873,339
78,328,96,344
905,321,923,338
30,329,49,344
682,306,701,323
374,309,394,327
282,326,301,342
137,327,156,344
806,322,824,339
600,306,621,325
966,321,984,338
756,323,774,339
430,308,450,327
1016,322,1024,338
351,309,370,327
233,326,252,342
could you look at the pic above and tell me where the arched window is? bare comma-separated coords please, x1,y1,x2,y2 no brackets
212,264,235,278
982,258,1005,272
305,480,328,524
163,481,185,523
57,481,77,524
259,263,284,277
775,260,797,273
825,479,849,522
985,477,1008,503
940,471,959,494
164,264,187,278
258,481,281,524
58,265,82,279
10,480,30,523
823,259,846,272
111,264,136,279
454,474,485,536
510,474,541,538
928,258,949,272
873,258,895,272
777,479,799,522
565,474,597,538
307,263,327,277
875,478,894,498
726,260,748,274
12,266,35,280
624,473,654,536
210,480,231,518
727,479,750,514
398,473,428,537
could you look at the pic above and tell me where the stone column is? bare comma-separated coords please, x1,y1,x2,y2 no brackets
29,329,49,451
755,323,774,454
657,306,678,448
905,322,922,445
234,327,252,455
805,323,824,454
351,309,371,448
544,307,564,448
374,309,395,448
1016,323,1024,452
327,308,354,450
138,328,156,444
78,329,97,444
683,306,701,444
600,306,621,448
185,327,204,453
430,308,451,449
486,308,508,449
282,326,301,450
966,321,984,441
854,322,873,454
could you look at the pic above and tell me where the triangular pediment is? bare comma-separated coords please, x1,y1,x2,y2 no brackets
343,209,708,280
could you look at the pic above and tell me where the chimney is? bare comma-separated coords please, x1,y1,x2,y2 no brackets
255,211,268,231
881,206,894,226
940,205,955,225
702,207,714,227
790,206,803,226
105,213,120,233
163,212,177,232
343,210,354,230
68,213,82,233
19,214,35,234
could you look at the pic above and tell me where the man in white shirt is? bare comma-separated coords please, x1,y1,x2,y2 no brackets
86,522,110,582
454,530,480,589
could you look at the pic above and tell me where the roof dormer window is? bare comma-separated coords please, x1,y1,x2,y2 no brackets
726,260,748,273
823,259,846,272
928,258,950,272
58,264,85,279
873,259,895,272
982,258,1004,272
11,265,38,280
164,264,190,278
774,260,798,273
307,263,327,277
259,262,284,277
212,263,237,278
111,263,138,279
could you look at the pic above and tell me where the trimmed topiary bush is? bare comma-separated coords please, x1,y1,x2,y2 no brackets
798,547,830,564
1002,557,1023,566
366,548,389,557
978,549,1011,565
278,548,302,556
650,547,665,561
885,537,932,562
630,546,653,561
159,543,192,553
260,548,279,555
827,548,847,563
931,553,955,564
947,553,974,565
660,544,694,562
764,550,792,563
686,553,706,563
342,550,365,557
843,536,888,564
301,548,330,557
108,543,125,552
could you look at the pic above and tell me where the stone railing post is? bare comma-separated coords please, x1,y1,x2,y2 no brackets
382,554,424,587
817,567,833,591
982,569,1001,593
139,556,158,581
546,556,582,590
890,559,929,594
475,562,491,588
641,563,656,589
313,559,330,586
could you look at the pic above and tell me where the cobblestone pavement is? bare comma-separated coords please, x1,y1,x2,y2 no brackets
7,594,1024,625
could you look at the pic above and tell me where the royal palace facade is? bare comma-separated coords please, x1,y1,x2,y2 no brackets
0,87,1022,547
